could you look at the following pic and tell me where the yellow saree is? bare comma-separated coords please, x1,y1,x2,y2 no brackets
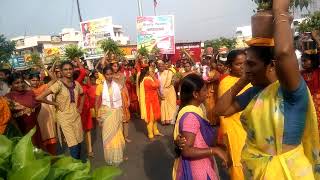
97,82,125,166
160,70,177,124
204,70,218,124
240,81,320,179
218,75,251,180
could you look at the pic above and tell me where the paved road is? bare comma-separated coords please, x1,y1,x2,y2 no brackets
89,116,176,180
68,115,230,180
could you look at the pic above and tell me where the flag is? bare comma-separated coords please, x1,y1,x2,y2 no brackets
154,0,158,8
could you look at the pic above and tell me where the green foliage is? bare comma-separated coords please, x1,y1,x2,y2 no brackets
99,39,124,58
150,46,161,56
137,46,149,57
92,166,122,180
28,52,42,67
0,35,15,65
0,128,121,180
65,44,84,61
298,11,320,33
204,37,237,51
252,0,312,10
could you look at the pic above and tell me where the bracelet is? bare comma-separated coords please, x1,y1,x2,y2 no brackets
210,148,213,155
274,19,289,25
273,16,290,23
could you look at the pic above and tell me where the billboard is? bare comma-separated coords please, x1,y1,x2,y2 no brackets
137,15,175,54
80,17,114,59
169,42,202,63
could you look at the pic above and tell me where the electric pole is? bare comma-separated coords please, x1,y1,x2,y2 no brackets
76,0,83,22
137,0,143,16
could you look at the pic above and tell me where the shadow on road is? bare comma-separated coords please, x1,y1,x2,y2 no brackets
143,140,174,180
132,116,147,135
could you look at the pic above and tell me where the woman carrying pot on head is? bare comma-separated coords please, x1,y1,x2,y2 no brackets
177,0,320,179
214,0,320,178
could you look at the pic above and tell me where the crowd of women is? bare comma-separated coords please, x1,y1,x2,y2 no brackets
1,0,320,179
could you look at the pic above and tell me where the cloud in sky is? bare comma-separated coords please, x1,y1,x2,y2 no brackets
0,0,256,42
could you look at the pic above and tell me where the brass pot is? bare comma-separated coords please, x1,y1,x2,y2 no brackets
251,10,274,38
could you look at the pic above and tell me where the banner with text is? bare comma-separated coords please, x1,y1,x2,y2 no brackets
137,15,175,54
80,17,114,59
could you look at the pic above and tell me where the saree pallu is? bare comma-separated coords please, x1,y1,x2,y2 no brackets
312,92,320,131
173,105,219,180
140,77,161,122
37,102,57,145
99,105,125,166
302,69,320,132
0,97,11,134
160,70,177,123
217,75,251,180
240,81,320,180
121,86,131,122
204,71,219,124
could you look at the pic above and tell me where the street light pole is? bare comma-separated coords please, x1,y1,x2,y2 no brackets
137,0,143,16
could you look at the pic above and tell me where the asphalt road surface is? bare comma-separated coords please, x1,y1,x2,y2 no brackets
89,116,176,180
56,115,229,180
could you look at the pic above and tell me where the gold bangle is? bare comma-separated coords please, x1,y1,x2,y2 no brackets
274,19,289,25
273,16,290,23
210,148,213,155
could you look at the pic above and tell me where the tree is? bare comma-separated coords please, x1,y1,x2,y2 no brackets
252,0,313,11
204,37,237,51
64,44,84,61
298,11,320,33
0,34,15,65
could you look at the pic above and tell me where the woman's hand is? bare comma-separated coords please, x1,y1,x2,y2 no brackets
175,134,187,150
211,147,229,168
273,0,290,12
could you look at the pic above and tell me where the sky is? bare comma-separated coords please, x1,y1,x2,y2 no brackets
0,0,256,42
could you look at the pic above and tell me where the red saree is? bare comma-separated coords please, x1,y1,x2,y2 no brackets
302,69,320,130
6,90,42,148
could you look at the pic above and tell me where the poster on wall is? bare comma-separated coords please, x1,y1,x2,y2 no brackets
137,15,175,54
80,17,114,59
